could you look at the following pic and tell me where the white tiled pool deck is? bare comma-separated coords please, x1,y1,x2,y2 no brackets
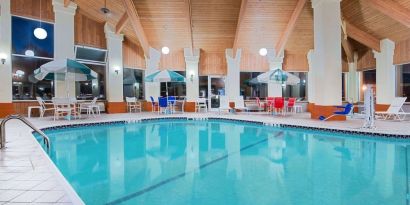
1,111,409,204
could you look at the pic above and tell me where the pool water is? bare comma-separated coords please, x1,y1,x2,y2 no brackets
39,119,410,205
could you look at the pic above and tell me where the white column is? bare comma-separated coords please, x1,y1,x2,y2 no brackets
53,0,77,97
307,49,315,103
184,48,200,101
144,48,161,101
267,49,284,97
312,0,342,106
0,0,12,103
347,52,359,103
373,39,395,105
104,24,124,102
225,48,241,99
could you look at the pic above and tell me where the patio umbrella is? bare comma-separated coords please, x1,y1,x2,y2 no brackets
250,69,300,85
145,69,185,95
33,59,97,96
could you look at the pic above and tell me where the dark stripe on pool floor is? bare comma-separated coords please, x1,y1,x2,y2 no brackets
105,131,284,205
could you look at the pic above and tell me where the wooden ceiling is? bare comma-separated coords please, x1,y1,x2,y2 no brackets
71,0,410,56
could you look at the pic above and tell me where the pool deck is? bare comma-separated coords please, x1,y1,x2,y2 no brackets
1,111,409,204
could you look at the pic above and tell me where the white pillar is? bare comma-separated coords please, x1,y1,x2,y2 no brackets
347,52,359,103
225,48,241,99
0,0,12,103
53,0,77,97
104,24,124,102
144,48,161,101
267,49,284,97
184,48,200,101
307,49,315,103
312,0,342,106
373,39,395,105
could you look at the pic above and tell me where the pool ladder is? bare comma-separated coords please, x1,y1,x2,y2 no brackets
0,114,50,152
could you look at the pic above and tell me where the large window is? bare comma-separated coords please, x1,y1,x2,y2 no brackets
160,71,186,97
282,72,307,101
360,69,376,101
75,64,106,100
75,46,107,100
396,64,410,102
11,16,54,100
123,68,144,99
199,76,208,98
240,72,267,99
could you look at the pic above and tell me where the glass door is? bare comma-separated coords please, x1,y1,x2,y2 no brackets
208,76,225,110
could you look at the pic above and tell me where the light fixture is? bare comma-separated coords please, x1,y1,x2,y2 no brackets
259,48,268,56
114,66,120,75
189,71,195,82
302,79,306,84
15,70,25,78
34,0,47,40
362,84,367,91
34,27,47,40
281,83,286,87
161,46,170,55
25,50,35,57
0,53,7,64
100,0,111,15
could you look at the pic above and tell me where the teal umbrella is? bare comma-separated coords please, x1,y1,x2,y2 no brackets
250,69,300,85
34,59,97,97
145,69,185,95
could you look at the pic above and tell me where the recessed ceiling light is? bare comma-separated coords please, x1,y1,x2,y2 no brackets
162,46,170,55
259,48,267,56
25,50,35,56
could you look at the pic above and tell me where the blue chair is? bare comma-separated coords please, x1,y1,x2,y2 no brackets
158,97,168,114
319,103,353,121
167,96,176,113
150,96,158,112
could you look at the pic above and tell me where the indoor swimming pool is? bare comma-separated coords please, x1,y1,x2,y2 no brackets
36,119,410,205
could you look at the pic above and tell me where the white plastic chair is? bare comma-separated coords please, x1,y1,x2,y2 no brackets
32,97,55,118
79,97,101,117
375,97,408,120
234,96,249,113
218,96,232,114
125,97,141,113
195,98,208,112
52,98,75,121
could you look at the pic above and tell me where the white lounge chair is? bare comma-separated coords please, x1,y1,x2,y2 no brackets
218,96,232,114
79,97,101,117
375,97,408,120
234,96,249,113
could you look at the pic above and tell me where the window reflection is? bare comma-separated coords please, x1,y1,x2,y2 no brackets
123,68,144,99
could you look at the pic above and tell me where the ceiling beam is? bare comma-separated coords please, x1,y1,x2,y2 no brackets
341,32,354,63
184,0,194,55
232,0,247,57
275,0,307,57
115,12,128,34
122,0,150,58
364,0,410,28
345,21,380,52
64,0,71,7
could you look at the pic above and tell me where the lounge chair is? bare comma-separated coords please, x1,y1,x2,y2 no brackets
219,96,232,114
234,96,249,113
319,103,353,121
375,97,408,120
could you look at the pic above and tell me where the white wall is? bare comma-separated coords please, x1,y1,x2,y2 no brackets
0,0,12,102
184,48,200,101
225,48,241,99
144,48,161,101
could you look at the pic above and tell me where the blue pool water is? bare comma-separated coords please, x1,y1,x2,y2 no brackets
37,119,410,205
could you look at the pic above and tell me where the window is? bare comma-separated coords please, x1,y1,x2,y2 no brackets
396,64,410,102
199,76,208,98
282,72,307,100
75,46,107,100
160,71,186,97
123,68,144,99
12,56,54,100
360,69,376,101
75,64,106,100
11,16,54,100
240,72,267,99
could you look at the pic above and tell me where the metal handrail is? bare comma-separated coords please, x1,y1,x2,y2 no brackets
0,114,50,152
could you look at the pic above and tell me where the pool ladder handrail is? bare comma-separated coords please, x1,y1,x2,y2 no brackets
0,114,50,152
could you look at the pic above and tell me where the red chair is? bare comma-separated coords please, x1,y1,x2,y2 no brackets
274,97,285,115
287,98,296,113
266,97,275,113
